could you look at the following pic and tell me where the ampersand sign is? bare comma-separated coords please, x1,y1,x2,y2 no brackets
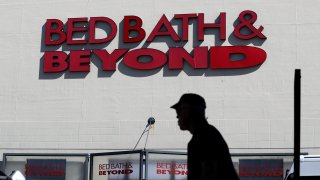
234,10,266,40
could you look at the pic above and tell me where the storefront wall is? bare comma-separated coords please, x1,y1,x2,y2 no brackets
0,0,320,157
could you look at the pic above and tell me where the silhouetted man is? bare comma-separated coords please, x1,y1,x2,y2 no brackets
171,93,239,180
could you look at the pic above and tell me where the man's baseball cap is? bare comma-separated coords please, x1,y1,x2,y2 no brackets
170,93,206,109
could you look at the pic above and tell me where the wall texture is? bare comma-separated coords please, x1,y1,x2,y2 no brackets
0,0,320,157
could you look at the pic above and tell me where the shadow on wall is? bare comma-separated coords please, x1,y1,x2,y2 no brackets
39,15,266,80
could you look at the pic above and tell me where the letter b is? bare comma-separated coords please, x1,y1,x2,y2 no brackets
43,51,68,73
45,19,66,45
123,16,146,43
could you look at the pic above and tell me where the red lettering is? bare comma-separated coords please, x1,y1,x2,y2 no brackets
273,171,283,176
69,50,91,72
93,49,128,70
25,170,65,176
198,13,226,41
104,170,133,175
89,17,117,44
173,170,180,175
210,46,266,69
234,10,266,40
239,171,248,176
169,47,208,69
45,19,66,45
181,170,188,175
99,164,105,170
262,171,272,176
123,16,146,43
147,14,180,42
44,51,68,73
239,171,283,177
123,48,167,70
42,46,267,73
67,17,88,45
174,14,197,41
157,163,162,168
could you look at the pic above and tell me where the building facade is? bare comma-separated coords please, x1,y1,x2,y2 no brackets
0,0,320,160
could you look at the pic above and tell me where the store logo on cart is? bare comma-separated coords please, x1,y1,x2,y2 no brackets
98,162,133,175
42,10,267,74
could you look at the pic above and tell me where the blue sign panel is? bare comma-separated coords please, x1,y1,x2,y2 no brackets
239,159,283,180
25,159,66,180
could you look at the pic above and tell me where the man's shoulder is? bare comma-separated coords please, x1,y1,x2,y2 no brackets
204,124,222,136
201,124,229,147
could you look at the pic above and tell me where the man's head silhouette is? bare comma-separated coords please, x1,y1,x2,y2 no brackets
171,93,206,110
171,93,207,132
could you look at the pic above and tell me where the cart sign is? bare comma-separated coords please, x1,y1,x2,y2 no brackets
239,159,283,180
147,160,188,180
25,159,66,180
92,157,140,180
42,10,267,74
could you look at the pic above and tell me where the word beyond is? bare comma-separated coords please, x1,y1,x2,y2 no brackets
43,11,267,73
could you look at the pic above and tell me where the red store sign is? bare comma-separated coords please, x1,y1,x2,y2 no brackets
43,10,267,73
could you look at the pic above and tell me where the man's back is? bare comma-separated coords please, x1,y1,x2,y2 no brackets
187,123,239,180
